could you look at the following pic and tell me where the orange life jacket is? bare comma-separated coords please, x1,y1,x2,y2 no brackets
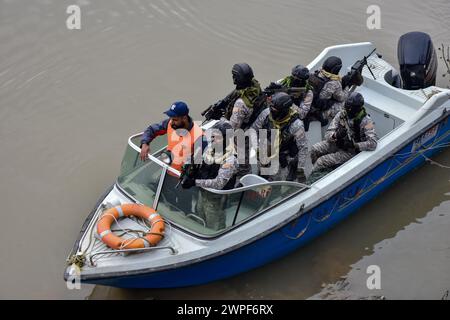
166,120,204,172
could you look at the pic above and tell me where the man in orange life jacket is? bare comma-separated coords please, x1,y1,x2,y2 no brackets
140,101,205,212
140,101,204,167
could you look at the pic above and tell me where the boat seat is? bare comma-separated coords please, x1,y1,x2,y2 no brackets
239,174,269,187
306,121,323,146
304,121,323,176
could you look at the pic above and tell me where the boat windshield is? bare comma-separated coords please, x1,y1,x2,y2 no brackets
117,134,307,237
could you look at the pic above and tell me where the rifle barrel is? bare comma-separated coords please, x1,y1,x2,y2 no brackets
365,48,377,80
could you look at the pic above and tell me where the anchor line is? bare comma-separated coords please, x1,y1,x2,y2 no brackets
283,158,402,240
313,196,340,222
283,134,450,241
282,204,311,240
338,139,449,210
421,154,450,169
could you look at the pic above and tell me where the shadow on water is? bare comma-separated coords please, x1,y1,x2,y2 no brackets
89,148,450,299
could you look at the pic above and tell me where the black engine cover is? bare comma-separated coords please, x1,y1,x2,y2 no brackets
398,32,437,90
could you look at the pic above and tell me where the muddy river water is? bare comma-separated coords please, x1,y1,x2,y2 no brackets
0,0,449,299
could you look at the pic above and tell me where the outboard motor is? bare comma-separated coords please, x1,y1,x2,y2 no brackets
398,31,437,90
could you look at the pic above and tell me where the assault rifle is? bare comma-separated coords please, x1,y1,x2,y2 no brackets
176,161,200,189
336,109,358,152
263,82,307,97
201,90,239,121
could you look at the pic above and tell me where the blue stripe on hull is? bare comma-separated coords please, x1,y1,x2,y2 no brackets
87,116,450,288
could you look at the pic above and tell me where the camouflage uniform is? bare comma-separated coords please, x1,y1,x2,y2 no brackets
195,153,238,189
296,89,314,120
223,80,264,181
227,97,252,130
276,77,315,121
222,79,263,130
311,110,378,173
308,70,350,126
194,151,238,230
317,72,349,123
227,99,253,183
251,108,308,182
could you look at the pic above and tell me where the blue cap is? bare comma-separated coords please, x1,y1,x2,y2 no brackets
164,101,189,117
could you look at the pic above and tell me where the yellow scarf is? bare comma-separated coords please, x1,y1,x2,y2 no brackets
320,69,341,81
266,108,298,160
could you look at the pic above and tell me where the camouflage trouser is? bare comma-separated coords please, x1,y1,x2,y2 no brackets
195,189,227,231
310,141,355,172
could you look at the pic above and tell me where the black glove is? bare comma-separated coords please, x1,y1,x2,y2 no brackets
342,139,355,150
335,126,347,140
342,72,364,89
351,71,364,86
181,177,196,189
338,139,358,153
341,74,352,90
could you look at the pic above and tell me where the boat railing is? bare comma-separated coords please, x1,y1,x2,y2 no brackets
407,91,450,127
119,133,310,237
89,246,178,266
127,133,310,195
128,134,181,176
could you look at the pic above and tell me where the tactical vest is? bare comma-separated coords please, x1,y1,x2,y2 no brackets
308,70,337,111
339,109,368,144
351,109,368,142
166,119,204,172
262,111,300,167
197,161,236,190
224,79,267,129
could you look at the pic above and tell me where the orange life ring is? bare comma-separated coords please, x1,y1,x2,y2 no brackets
97,203,165,250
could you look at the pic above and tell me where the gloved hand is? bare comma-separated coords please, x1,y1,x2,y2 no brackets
334,126,347,140
181,177,196,189
342,139,355,151
339,139,359,153
341,74,352,90
342,72,364,89
351,71,364,86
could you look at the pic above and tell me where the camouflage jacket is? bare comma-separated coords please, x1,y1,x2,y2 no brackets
294,89,314,120
325,110,378,151
228,97,251,129
223,79,263,129
318,71,348,103
195,153,238,190
251,108,308,170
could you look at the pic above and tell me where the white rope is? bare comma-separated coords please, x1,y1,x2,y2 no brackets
421,153,450,169
394,142,450,157
392,141,450,169
100,213,141,241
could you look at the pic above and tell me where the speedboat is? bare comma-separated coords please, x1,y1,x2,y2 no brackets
64,34,450,288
